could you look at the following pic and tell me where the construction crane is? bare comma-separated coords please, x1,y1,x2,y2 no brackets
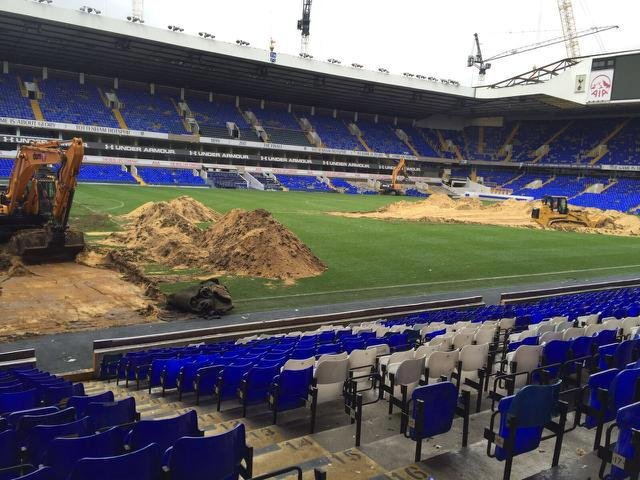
557,0,580,57
468,25,618,77
297,0,311,55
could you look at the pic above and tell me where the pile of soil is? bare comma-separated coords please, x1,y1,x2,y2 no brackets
124,196,220,223
107,197,325,281
202,209,326,282
331,192,640,236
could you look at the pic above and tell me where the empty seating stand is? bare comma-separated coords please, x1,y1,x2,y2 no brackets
0,74,34,120
252,173,283,191
207,171,247,189
275,174,332,192
116,89,187,134
136,167,206,186
38,78,119,128
77,165,137,184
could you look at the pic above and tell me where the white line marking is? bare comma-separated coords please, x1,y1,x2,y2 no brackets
237,264,640,302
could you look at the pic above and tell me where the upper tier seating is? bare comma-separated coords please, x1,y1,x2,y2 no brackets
188,98,251,139
136,167,206,186
252,104,310,146
38,78,118,128
308,115,361,150
511,121,566,161
116,89,187,134
207,171,247,189
275,174,332,192
602,117,640,165
400,125,440,157
357,121,412,155
543,118,621,165
0,74,34,120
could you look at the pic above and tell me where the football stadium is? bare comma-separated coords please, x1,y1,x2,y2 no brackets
1,0,640,478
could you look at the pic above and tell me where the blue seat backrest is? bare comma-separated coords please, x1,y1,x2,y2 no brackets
585,368,620,428
594,329,617,346
86,397,136,430
598,343,620,370
0,429,19,469
126,410,200,452
495,382,560,460
16,407,77,445
409,382,458,440
27,417,95,465
13,467,55,480
45,427,124,480
67,392,115,417
611,401,640,479
68,442,162,480
0,388,39,414
274,367,313,411
219,363,253,398
543,340,572,365
7,407,58,429
571,336,594,358
611,368,640,412
166,424,246,480
612,340,637,369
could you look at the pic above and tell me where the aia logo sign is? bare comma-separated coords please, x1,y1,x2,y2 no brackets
590,74,612,99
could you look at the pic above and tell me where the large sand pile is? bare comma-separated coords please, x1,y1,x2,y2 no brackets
331,193,640,236
202,209,326,281
108,197,325,281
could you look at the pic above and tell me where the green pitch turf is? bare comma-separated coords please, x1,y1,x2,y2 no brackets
71,185,640,314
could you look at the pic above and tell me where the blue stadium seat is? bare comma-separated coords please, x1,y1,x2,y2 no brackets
67,392,115,418
406,382,470,461
26,417,95,465
67,442,162,480
194,364,224,405
597,401,640,480
163,423,253,480
237,365,280,417
268,367,313,424
45,427,124,480
124,410,202,453
85,397,139,430
215,363,253,411
485,382,567,480
0,389,39,415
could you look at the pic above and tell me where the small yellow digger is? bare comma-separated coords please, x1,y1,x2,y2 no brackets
531,195,594,228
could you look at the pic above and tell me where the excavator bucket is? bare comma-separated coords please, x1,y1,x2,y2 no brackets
7,228,85,263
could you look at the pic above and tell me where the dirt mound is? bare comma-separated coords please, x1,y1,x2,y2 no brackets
330,195,640,236
124,196,220,224
108,198,325,281
202,208,326,282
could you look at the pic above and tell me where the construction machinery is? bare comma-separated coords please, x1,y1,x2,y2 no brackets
0,138,86,262
531,195,594,228
380,158,408,195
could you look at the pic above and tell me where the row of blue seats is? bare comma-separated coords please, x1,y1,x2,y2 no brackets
0,369,254,480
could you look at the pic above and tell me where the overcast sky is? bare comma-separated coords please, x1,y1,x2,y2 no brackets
53,0,640,85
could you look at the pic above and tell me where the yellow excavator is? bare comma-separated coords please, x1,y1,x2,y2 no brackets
0,138,85,262
380,158,408,195
531,195,594,228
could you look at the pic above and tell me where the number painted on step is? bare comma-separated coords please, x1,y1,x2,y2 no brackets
395,465,431,480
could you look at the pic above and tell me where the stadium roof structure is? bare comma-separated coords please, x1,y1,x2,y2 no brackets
1,2,640,119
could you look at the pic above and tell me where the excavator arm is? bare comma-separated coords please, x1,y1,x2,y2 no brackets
0,138,85,262
391,158,408,189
